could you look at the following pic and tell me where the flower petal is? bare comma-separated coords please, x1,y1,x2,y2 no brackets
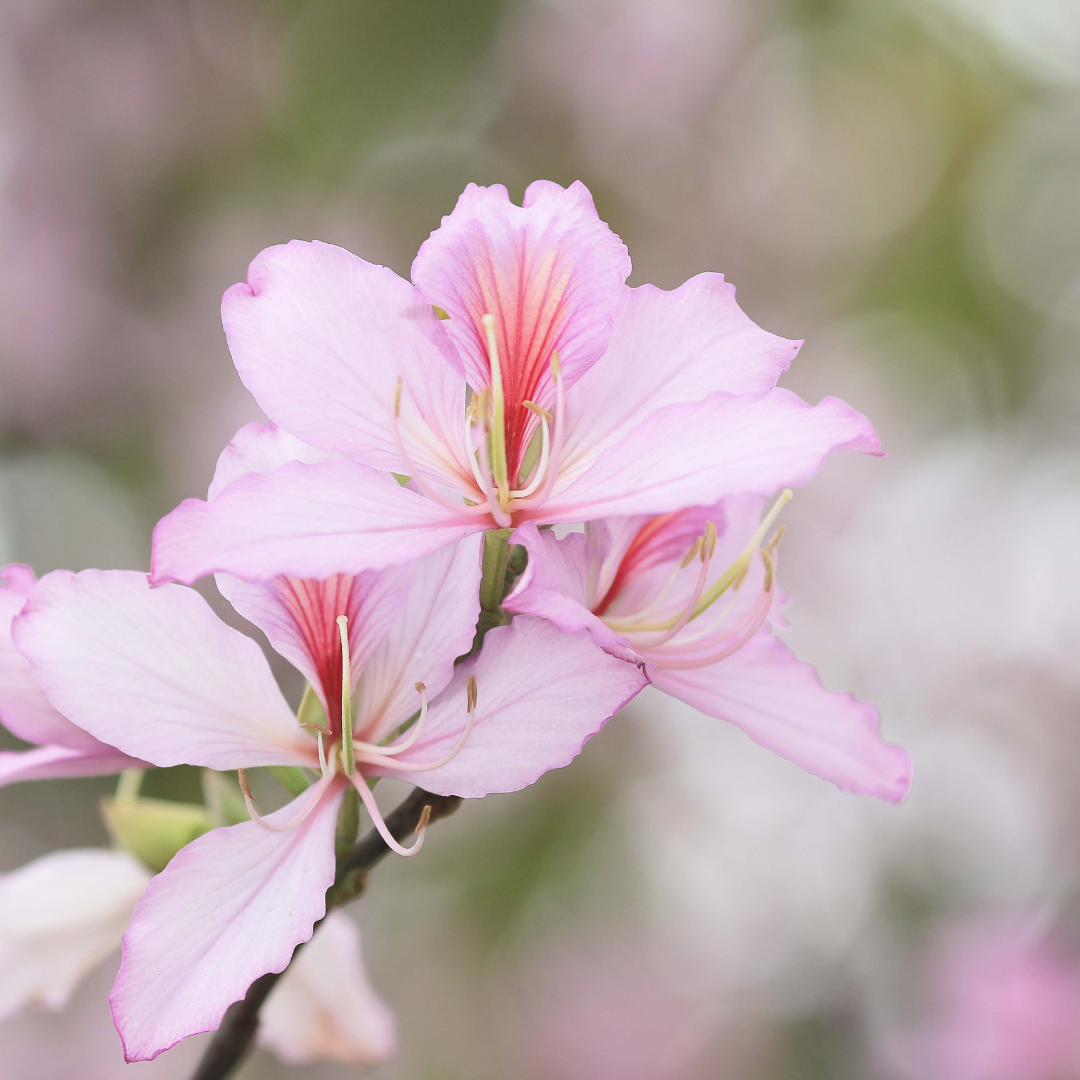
503,523,638,662
355,534,483,743
209,423,414,719
545,389,881,521
259,911,396,1068
0,744,144,787
223,240,470,488
413,180,630,476
372,616,647,797
207,421,334,500
152,459,486,585
0,564,102,751
0,849,150,1022
649,630,911,802
559,274,801,473
110,783,344,1062
13,570,315,770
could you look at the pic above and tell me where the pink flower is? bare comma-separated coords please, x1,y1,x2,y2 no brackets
150,180,880,585
11,426,646,1062
502,495,910,800
0,564,144,785
893,917,1080,1080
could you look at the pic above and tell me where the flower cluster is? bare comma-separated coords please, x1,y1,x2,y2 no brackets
0,180,910,1069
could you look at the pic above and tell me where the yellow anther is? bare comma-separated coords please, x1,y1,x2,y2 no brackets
551,350,562,379
522,400,553,424
762,548,776,593
680,536,704,568
703,520,717,561
762,525,786,556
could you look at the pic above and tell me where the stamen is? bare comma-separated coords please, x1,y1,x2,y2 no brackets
239,768,336,833
337,615,354,776
481,314,510,510
472,393,513,527
631,525,715,648
680,537,703,569
370,682,430,756
522,400,552,424
514,351,565,509
353,673,477,774
392,377,489,518
510,409,551,499
350,774,427,857
463,390,492,496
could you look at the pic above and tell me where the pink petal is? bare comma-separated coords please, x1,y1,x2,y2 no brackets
13,570,315,770
209,423,414,722
0,564,101,752
110,782,344,1062
649,631,911,802
412,180,630,479
0,848,150,1021
356,534,483,743
259,911,396,1068
559,274,801,471
207,421,334,499
152,459,486,585
373,616,647,797
503,523,638,662
222,240,470,489
545,389,881,522
0,744,145,787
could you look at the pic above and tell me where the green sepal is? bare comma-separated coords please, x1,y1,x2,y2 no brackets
100,796,215,874
267,766,315,797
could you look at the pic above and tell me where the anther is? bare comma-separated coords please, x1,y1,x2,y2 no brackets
551,350,562,378
680,537,703,568
467,673,478,713
394,377,402,417
415,804,432,835
522,400,553,424
703,520,717,560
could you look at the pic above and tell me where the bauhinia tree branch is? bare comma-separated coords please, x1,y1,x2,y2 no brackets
189,787,462,1080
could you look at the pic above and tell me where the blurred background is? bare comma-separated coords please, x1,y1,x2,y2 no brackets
1,0,1079,1076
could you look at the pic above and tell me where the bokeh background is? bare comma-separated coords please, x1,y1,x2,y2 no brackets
2,0,1079,1076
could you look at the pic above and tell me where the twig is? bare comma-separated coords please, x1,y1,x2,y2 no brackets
189,787,462,1080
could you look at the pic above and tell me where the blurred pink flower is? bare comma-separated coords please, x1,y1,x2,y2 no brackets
504,495,909,801
150,179,879,584
0,850,394,1070
0,564,144,785
12,423,646,1062
896,917,1080,1080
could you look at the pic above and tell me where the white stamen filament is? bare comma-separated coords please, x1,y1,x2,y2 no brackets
514,351,565,510
509,404,551,499
239,767,336,833
631,528,715,649
350,773,427,857
368,682,430,756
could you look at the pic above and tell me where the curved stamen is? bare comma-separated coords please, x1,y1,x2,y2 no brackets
630,524,716,648
481,314,510,510
512,352,564,510
463,393,492,495
510,403,551,499
370,682,430,756
337,615,354,776
239,768,335,833
392,378,489,518
353,673,477,773
350,773,430,857
648,551,778,669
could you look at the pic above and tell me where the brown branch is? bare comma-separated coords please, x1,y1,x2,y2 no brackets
189,788,462,1080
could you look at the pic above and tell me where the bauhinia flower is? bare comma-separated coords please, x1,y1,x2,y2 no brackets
0,851,396,1070
501,494,910,801
150,179,880,585
0,564,144,785
12,431,646,1061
